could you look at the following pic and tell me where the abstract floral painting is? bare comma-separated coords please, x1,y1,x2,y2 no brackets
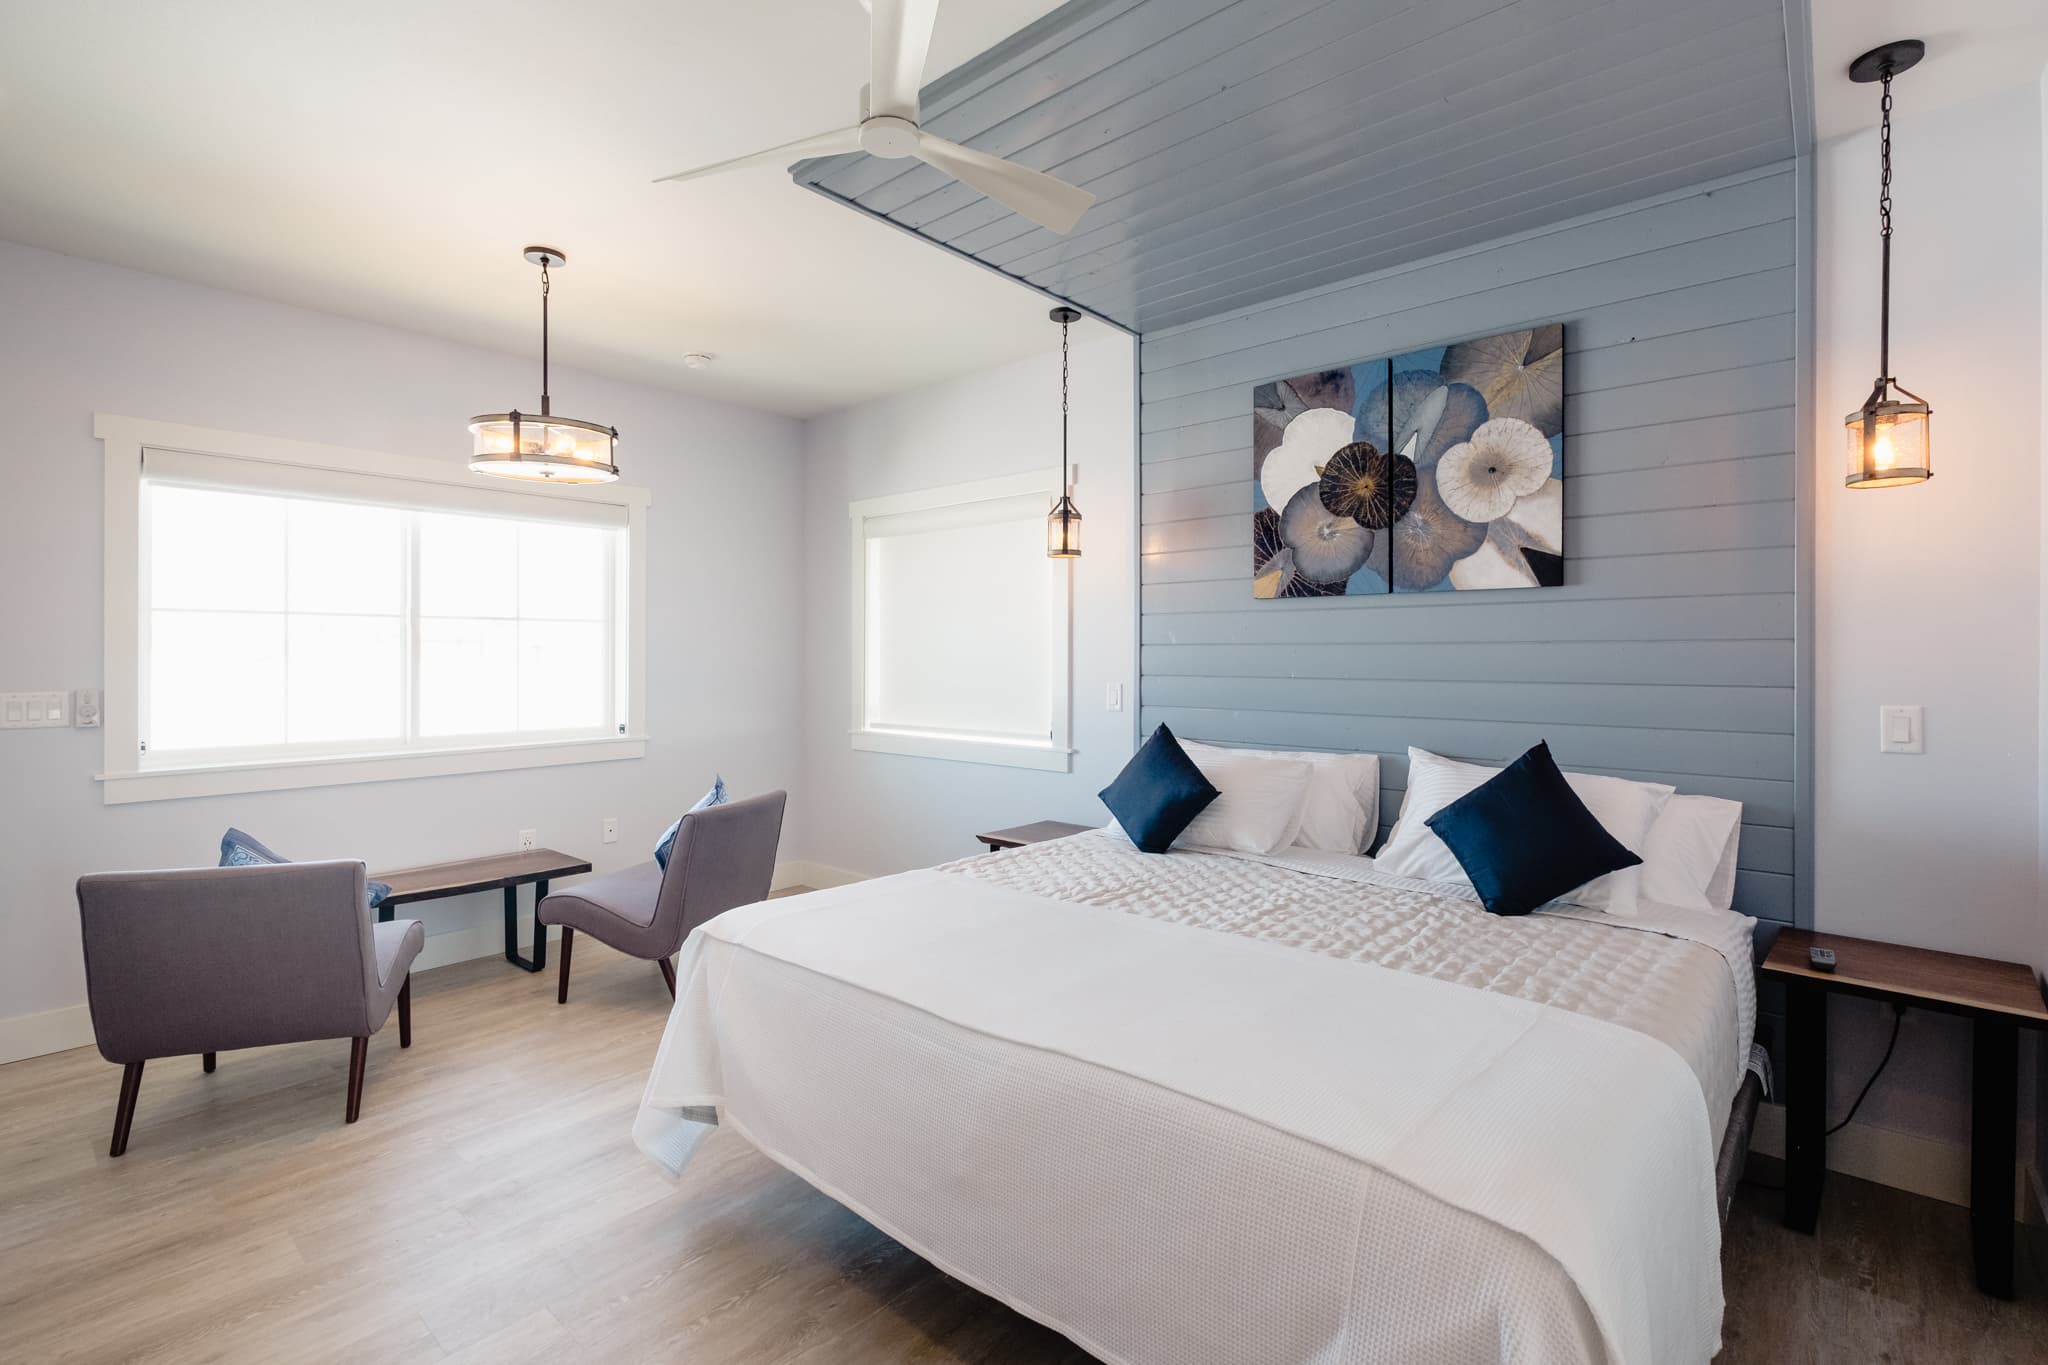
1252,325,1564,597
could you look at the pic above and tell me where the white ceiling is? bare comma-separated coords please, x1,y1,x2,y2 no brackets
1809,0,2048,142
0,0,1084,417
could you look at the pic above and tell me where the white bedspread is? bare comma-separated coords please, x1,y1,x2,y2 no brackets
636,862,1729,1365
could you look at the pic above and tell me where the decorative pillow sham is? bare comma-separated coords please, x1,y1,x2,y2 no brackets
1374,746,1671,914
1181,741,1379,854
1099,725,1220,854
1638,793,1745,914
656,774,729,871
219,827,392,912
1172,749,1315,855
1424,743,1645,917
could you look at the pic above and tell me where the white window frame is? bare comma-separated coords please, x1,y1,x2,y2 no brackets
96,414,650,805
848,470,1073,772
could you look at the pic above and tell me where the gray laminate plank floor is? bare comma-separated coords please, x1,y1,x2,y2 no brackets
1,926,2040,1364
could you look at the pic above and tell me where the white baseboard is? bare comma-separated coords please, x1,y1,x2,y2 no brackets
772,860,869,891
1750,1100,2034,1216
0,1004,96,1065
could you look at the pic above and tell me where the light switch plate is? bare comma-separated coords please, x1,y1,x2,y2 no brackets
0,691,70,729
1879,704,1924,754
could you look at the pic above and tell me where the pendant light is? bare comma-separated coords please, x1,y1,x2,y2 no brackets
1047,305,1083,558
1844,40,1931,489
469,246,620,484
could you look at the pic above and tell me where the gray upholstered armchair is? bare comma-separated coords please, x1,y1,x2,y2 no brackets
540,790,786,1004
76,860,426,1156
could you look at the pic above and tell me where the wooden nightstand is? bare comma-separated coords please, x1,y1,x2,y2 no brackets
1761,928,2048,1298
974,820,1094,853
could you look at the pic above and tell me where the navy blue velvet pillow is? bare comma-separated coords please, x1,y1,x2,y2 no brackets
220,827,392,913
1422,742,1641,917
1099,724,1219,854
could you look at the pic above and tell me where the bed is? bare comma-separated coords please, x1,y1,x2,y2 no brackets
634,830,1759,1365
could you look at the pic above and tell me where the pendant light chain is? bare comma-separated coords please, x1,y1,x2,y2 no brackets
1877,70,1893,383
1060,313,1071,492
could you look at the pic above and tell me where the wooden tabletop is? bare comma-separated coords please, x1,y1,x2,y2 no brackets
372,848,592,905
975,820,1095,850
1762,928,2048,1024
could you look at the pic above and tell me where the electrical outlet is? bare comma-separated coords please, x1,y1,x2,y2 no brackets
74,689,102,728
518,829,538,852
602,816,619,844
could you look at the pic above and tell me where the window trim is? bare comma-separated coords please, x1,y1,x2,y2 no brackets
96,414,651,805
847,470,1073,773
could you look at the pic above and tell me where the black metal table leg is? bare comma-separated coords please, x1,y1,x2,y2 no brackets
503,879,549,972
1971,1016,2018,1298
1783,980,1826,1234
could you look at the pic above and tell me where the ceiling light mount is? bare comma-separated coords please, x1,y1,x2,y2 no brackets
1848,39,1924,85
469,246,619,485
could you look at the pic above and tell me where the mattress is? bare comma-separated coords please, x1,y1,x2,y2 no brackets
942,832,1757,1149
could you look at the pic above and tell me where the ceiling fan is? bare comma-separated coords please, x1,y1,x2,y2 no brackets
655,0,1096,234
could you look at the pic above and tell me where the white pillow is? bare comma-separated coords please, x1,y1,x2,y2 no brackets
1181,741,1379,854
1638,794,1744,914
1374,747,1673,915
1107,749,1314,855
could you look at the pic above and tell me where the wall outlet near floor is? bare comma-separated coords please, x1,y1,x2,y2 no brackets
517,829,538,852
1878,704,1925,755
602,816,618,844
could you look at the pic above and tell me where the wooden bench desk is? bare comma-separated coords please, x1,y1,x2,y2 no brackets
372,848,591,973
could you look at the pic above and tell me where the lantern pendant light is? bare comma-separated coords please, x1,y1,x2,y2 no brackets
1047,306,1083,558
469,246,620,485
1843,40,1931,489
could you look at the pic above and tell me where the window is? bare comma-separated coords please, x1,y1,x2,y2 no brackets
98,416,647,803
848,472,1071,771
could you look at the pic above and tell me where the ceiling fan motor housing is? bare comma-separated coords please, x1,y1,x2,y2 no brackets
859,115,921,158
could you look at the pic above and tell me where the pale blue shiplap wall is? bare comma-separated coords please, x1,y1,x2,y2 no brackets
1138,163,1799,928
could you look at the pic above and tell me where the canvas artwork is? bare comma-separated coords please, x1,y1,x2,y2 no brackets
1252,325,1564,597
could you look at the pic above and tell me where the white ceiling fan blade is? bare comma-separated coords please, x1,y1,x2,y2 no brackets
868,0,940,121
654,126,865,184
913,133,1095,234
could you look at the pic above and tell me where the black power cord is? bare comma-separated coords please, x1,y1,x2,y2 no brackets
1826,1002,1905,1137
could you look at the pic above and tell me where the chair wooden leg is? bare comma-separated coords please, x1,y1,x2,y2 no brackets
658,955,677,999
202,1051,216,1074
344,1036,368,1124
109,1060,145,1158
397,977,412,1049
557,925,575,1005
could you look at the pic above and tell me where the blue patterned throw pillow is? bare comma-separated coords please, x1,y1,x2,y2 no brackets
655,774,729,870
219,827,392,912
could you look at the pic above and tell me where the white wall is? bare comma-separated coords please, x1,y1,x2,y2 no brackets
1812,79,2047,1152
0,239,806,1058
796,333,1138,878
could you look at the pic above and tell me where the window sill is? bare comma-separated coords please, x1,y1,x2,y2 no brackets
849,728,1074,773
97,736,647,805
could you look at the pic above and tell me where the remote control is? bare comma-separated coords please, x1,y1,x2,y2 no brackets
1808,946,1837,973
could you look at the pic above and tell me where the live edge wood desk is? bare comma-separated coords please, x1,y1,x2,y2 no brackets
1762,928,2048,1298
371,848,592,974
